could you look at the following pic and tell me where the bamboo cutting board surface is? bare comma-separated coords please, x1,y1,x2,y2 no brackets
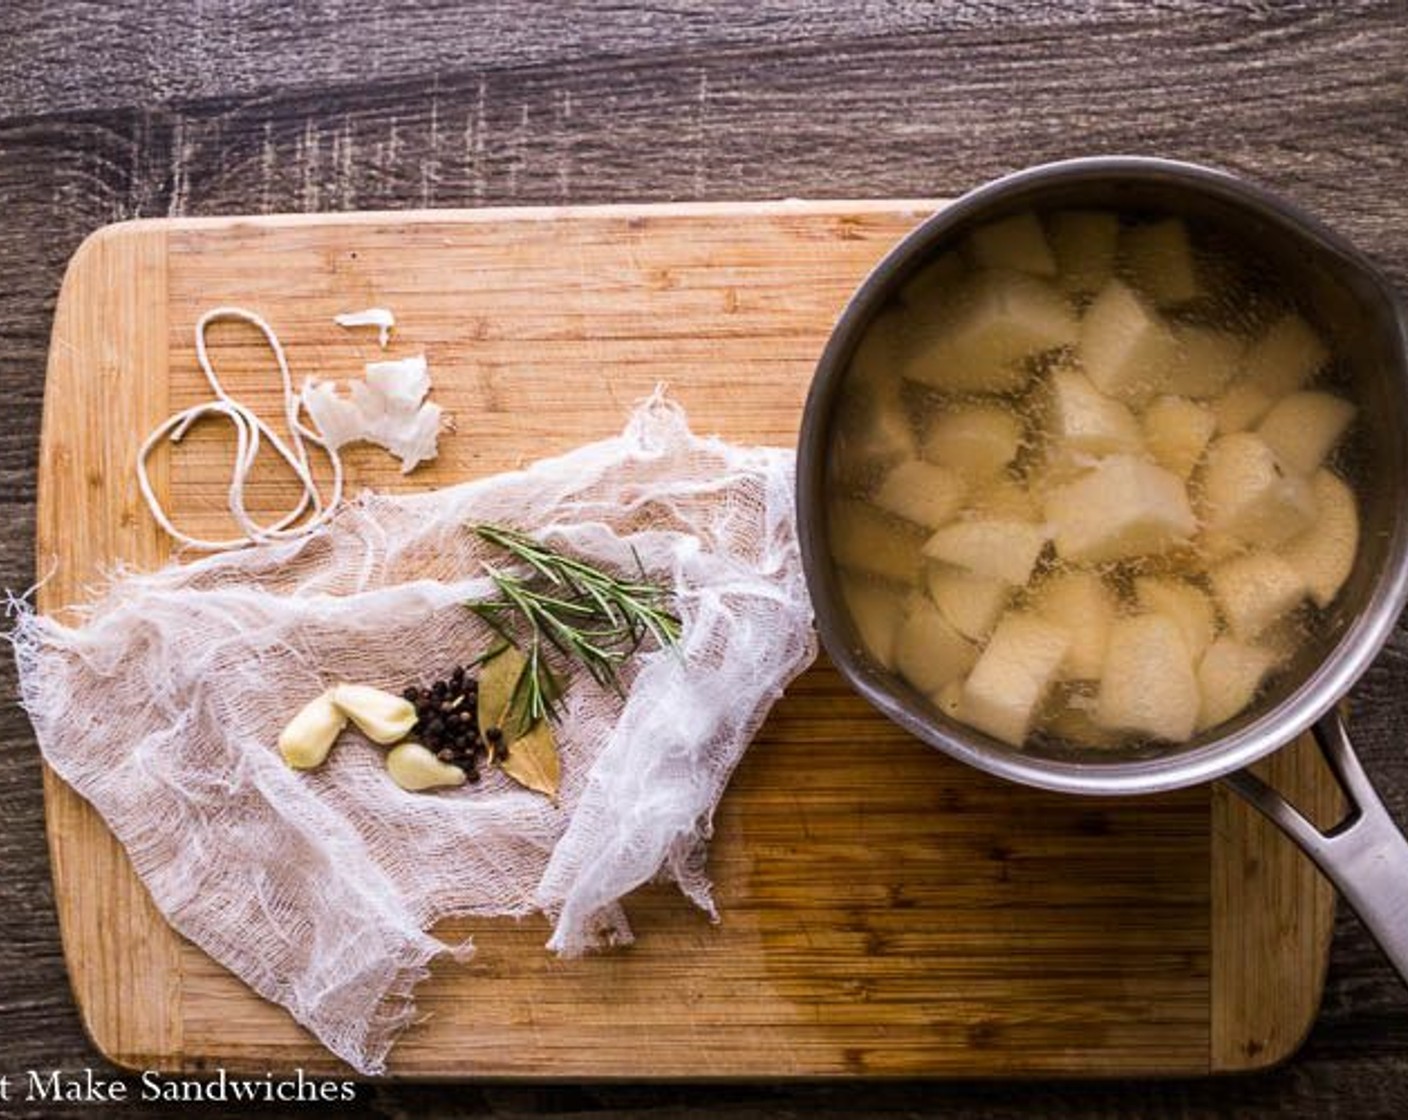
37,201,1341,1079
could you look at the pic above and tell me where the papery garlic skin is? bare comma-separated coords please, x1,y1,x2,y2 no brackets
365,354,430,412
300,352,442,474
386,742,467,791
278,690,348,769
333,308,395,348
331,684,418,744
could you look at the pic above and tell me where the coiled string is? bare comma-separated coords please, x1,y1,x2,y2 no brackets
136,307,344,552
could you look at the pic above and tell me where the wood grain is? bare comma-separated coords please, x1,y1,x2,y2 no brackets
2,1,1174,118
4,2,1408,1116
36,223,183,1066
37,201,1334,1079
1211,735,1344,1072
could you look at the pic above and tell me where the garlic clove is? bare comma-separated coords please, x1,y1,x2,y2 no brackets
331,683,418,744
386,742,467,791
278,690,348,770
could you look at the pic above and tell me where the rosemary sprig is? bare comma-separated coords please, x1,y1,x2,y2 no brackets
467,523,682,734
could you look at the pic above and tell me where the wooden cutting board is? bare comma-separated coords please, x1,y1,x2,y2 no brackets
37,201,1341,1079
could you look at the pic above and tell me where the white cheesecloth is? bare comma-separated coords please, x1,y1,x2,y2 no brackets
13,395,816,1074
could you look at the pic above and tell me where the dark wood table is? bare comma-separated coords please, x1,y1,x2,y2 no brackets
3,3,1407,1116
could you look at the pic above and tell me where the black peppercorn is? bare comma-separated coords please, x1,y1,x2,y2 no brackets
391,666,495,790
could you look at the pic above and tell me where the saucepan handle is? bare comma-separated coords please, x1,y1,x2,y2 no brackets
1224,710,1408,985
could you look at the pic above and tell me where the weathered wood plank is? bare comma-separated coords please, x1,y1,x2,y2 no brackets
0,1,1290,118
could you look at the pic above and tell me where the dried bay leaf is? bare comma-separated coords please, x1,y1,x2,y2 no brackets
476,645,524,738
476,645,561,800
498,718,561,802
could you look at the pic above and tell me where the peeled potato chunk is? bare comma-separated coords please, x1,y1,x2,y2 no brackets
1211,381,1276,434
1080,280,1181,406
1143,395,1216,480
921,405,1023,483
1208,313,1327,434
1044,455,1196,563
900,269,1077,393
1256,390,1356,476
833,404,915,490
1196,529,1249,565
1043,367,1144,463
967,212,1058,277
841,576,907,670
848,308,902,393
1032,570,1117,681
1135,576,1217,662
926,565,1009,641
967,477,1043,522
1243,312,1330,398
1043,700,1125,749
1095,614,1200,742
872,460,969,529
894,596,978,695
923,519,1048,586
1163,326,1244,399
1048,209,1119,297
933,676,966,720
1281,468,1359,608
970,479,1043,523
1209,551,1308,640
834,323,915,487
961,613,1071,746
900,251,966,313
1197,638,1282,732
1200,433,1318,549
1122,218,1200,306
829,498,924,586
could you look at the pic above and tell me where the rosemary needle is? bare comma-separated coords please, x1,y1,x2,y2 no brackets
467,523,682,734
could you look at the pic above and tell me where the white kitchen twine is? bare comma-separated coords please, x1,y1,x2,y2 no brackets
136,307,344,552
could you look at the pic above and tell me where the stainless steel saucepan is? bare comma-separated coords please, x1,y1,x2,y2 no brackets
796,157,1408,979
